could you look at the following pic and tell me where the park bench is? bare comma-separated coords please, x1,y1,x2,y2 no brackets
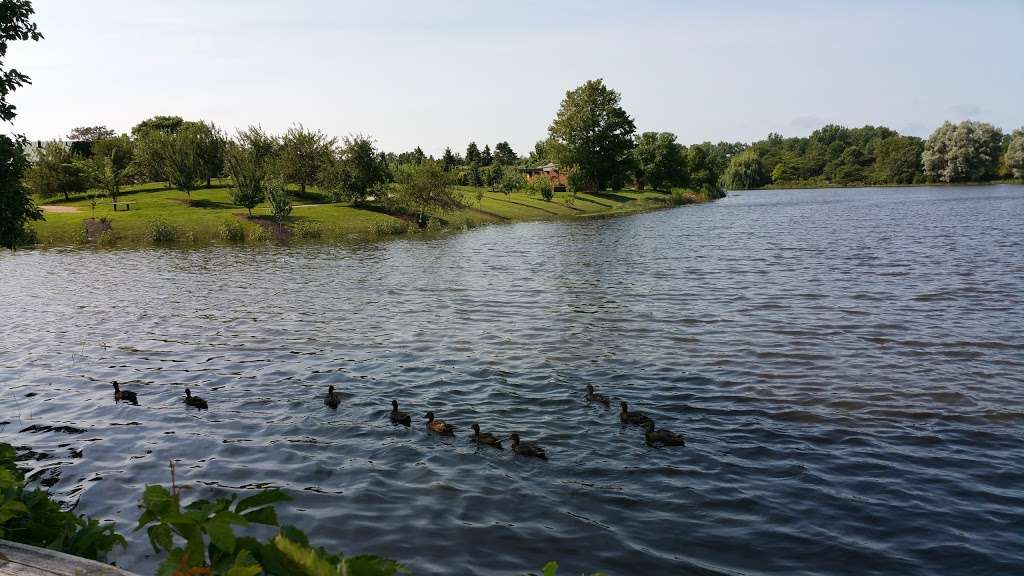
111,201,136,211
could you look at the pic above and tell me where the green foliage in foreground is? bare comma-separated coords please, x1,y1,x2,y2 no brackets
0,443,126,561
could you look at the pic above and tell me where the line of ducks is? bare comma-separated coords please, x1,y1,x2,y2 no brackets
111,381,684,458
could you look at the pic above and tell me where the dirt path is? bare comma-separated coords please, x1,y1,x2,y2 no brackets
41,205,81,213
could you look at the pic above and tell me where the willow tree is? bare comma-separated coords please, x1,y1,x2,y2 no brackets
922,121,1003,182
1006,128,1024,179
547,79,636,192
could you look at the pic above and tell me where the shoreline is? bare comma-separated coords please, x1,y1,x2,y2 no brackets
742,179,1024,192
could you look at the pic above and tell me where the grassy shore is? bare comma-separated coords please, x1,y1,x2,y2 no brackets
29,179,707,248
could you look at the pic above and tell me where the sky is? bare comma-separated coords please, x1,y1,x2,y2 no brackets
9,0,1024,155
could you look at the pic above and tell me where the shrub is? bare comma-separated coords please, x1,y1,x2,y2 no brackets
266,178,292,223
219,219,246,242
425,217,445,233
248,225,270,243
670,189,702,205
147,218,179,243
527,175,553,200
372,219,408,236
293,221,323,240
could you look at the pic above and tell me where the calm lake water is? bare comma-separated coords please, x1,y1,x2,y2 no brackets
1,185,1023,575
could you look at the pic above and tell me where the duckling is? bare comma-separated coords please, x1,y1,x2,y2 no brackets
470,423,503,449
643,420,685,446
424,411,455,435
184,388,208,410
112,381,138,405
585,384,610,406
510,433,547,460
324,385,341,409
619,401,653,427
390,400,411,426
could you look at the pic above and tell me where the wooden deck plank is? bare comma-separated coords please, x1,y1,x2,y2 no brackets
0,540,137,576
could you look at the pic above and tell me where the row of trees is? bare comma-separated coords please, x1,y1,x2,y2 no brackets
721,121,1024,190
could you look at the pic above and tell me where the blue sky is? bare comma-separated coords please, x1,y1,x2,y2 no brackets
10,0,1023,155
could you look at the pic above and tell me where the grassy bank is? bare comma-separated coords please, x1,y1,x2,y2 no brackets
29,179,709,248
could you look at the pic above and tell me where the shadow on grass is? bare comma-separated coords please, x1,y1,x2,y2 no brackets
188,198,235,209
466,206,509,221
588,191,635,204
489,196,560,215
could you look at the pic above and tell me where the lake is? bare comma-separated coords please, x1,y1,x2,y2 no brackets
1,185,1022,575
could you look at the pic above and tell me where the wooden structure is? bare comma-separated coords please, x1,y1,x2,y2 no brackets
0,539,137,576
522,162,568,191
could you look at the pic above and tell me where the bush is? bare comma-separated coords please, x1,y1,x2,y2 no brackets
527,175,553,200
293,221,322,240
266,178,292,223
219,219,246,242
147,218,179,243
371,219,408,236
670,189,702,205
248,225,270,243
0,443,125,562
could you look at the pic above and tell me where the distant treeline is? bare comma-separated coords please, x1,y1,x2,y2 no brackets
722,121,1024,190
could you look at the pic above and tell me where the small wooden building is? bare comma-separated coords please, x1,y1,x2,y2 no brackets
522,162,567,191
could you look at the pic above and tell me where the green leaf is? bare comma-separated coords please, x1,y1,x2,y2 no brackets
155,549,187,576
243,505,279,527
226,549,264,576
236,488,291,514
183,524,206,566
147,524,174,552
272,533,337,576
207,518,237,553
0,500,28,523
542,561,559,576
344,554,409,576
214,510,250,527
279,524,309,546
141,485,177,517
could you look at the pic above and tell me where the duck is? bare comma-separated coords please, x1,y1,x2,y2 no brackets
424,411,455,435
184,388,208,410
510,433,547,460
619,401,653,427
585,384,610,406
390,400,411,426
470,423,503,449
643,420,685,446
324,385,341,409
112,381,138,405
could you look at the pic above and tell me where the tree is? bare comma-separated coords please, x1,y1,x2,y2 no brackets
528,173,554,201
465,142,481,165
494,141,517,165
224,127,276,217
1006,128,1024,179
279,124,336,193
548,79,636,192
67,126,116,142
25,142,89,200
441,147,456,172
190,121,225,187
480,144,493,166
322,134,389,206
0,0,43,249
499,169,526,196
412,146,425,165
467,162,482,187
487,163,504,191
266,177,292,223
922,121,1003,182
723,149,768,190
389,160,462,228
871,135,924,184
158,124,206,204
632,132,686,191
87,135,134,203
131,115,184,138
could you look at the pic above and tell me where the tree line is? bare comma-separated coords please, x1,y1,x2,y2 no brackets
722,121,1024,190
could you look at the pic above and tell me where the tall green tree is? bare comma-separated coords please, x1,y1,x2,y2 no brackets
224,127,277,217
871,135,924,184
279,124,336,193
494,141,517,165
480,144,493,166
441,147,456,172
389,160,462,228
158,124,207,204
922,121,1003,182
547,79,636,192
87,135,135,203
189,121,225,187
131,115,184,138
322,134,389,206
0,0,43,249
465,142,481,165
632,132,686,191
25,142,89,201
1005,128,1024,179
67,126,116,142
723,149,768,190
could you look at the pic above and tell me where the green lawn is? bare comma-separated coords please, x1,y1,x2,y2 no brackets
30,179,695,248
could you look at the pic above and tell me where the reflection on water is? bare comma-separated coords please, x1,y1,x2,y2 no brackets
1,185,1023,575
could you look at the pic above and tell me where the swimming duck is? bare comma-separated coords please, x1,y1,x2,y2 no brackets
585,384,610,406
184,388,208,410
324,385,341,409
619,401,653,427
470,423,503,449
643,420,685,446
424,411,455,435
112,381,138,405
510,433,547,460
390,400,411,426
